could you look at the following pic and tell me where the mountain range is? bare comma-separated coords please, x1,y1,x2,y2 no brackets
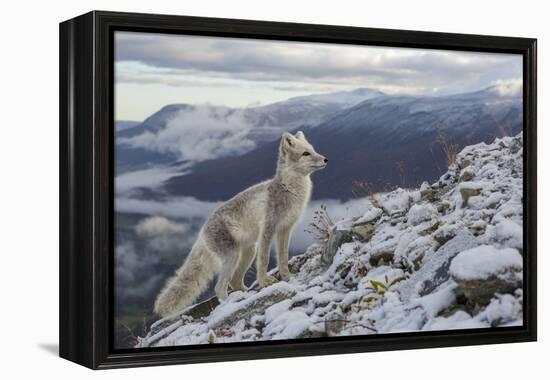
116,84,522,201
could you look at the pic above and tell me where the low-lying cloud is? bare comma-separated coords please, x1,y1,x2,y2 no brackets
119,105,257,162
135,216,188,238
116,195,222,220
116,195,371,254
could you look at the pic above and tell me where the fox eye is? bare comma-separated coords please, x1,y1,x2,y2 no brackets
302,151,311,156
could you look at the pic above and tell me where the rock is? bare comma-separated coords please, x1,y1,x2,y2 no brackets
450,245,523,306
459,182,485,207
408,204,438,226
420,183,438,202
433,224,458,245
406,236,438,270
467,220,487,236
288,247,317,273
458,158,472,170
295,329,327,339
185,297,220,319
510,137,522,154
324,311,346,336
147,296,220,337
437,201,451,213
350,208,382,242
418,220,440,236
208,283,298,329
369,248,395,266
353,207,383,225
460,187,481,206
459,169,474,182
322,229,360,266
146,318,183,342
351,222,376,241
399,230,477,302
337,261,353,280
375,188,414,216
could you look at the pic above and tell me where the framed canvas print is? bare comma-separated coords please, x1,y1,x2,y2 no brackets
59,11,537,369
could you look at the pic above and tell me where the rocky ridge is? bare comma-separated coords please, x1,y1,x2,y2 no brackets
137,133,524,347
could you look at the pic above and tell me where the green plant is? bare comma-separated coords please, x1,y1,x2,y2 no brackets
352,275,406,312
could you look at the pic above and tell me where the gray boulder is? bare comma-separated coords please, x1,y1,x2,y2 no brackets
399,229,477,302
322,229,360,266
450,245,522,306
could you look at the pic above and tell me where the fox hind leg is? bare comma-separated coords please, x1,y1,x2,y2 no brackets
214,252,239,301
230,244,256,291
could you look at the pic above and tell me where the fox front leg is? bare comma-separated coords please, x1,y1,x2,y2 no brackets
276,227,291,281
256,225,278,288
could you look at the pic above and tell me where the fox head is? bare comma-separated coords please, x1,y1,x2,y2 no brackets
278,131,328,175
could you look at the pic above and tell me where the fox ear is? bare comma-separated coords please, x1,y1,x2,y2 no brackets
295,131,306,140
282,132,295,148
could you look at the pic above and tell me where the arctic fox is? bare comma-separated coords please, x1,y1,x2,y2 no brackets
154,131,328,318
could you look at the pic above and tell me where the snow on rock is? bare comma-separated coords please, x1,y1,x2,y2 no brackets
450,245,523,281
138,133,524,348
375,188,418,216
412,280,458,318
354,206,383,225
450,245,522,306
407,204,438,226
208,282,298,329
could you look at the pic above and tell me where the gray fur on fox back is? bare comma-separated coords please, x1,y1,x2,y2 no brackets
154,131,327,318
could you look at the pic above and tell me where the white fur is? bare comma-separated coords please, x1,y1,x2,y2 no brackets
154,131,327,317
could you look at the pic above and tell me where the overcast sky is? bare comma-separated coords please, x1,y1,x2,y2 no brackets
115,31,522,121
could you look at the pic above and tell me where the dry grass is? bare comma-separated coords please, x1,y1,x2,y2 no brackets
436,129,460,167
305,204,334,243
116,316,149,347
351,180,382,208
395,160,406,187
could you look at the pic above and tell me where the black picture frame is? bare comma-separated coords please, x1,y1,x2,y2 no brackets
59,10,537,369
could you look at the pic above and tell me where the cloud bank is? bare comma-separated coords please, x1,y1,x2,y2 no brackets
119,105,257,162
115,32,522,97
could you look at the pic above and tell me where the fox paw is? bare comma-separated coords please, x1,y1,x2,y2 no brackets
215,287,229,301
279,270,291,282
258,275,278,288
230,281,248,292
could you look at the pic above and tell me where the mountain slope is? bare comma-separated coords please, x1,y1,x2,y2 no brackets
137,133,524,347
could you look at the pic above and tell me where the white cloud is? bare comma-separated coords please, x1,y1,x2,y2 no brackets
116,194,372,254
116,195,222,220
115,164,190,195
490,78,523,97
115,32,522,96
119,105,256,162
135,216,188,238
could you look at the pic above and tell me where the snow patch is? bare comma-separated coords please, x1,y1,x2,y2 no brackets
450,245,522,281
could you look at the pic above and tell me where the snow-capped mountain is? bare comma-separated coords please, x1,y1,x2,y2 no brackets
115,88,385,173
286,87,384,105
115,120,140,132
162,86,522,201
137,133,524,347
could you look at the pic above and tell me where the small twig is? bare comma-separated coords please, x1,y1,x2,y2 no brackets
315,318,377,332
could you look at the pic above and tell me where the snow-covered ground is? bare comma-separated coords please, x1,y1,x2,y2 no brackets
137,133,524,348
